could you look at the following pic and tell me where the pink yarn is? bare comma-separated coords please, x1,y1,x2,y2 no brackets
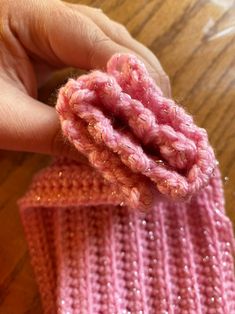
56,54,216,209
18,53,235,313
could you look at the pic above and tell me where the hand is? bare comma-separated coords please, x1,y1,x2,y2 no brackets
0,0,171,161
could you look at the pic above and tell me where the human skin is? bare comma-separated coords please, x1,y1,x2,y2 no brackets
0,0,171,161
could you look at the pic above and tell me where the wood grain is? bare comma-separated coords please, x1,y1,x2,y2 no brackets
1,1,235,312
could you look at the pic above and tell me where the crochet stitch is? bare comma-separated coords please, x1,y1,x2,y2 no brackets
56,54,216,209
18,53,235,313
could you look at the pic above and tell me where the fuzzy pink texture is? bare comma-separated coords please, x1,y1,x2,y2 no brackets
18,54,235,313
56,54,216,209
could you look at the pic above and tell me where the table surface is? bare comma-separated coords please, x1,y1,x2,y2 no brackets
1,1,235,313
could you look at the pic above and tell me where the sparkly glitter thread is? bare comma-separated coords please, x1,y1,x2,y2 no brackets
56,53,217,210
17,53,235,313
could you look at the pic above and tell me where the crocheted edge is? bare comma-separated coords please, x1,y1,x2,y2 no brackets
17,159,136,210
56,53,217,209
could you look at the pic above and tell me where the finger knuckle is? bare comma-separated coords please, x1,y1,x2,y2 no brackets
88,31,111,67
113,22,130,37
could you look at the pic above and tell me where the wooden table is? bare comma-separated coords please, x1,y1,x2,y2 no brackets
1,1,235,313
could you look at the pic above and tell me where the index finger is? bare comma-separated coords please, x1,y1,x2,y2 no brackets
9,0,169,93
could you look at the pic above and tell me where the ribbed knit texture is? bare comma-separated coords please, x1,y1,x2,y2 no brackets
18,54,235,313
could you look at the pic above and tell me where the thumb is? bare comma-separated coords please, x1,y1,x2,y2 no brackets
0,80,88,163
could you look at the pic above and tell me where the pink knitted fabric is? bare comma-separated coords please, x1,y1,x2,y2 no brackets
18,54,235,313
